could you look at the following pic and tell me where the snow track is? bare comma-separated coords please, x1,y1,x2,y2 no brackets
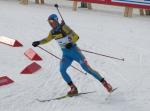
0,0,150,111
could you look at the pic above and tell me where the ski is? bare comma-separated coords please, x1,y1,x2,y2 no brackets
105,87,118,101
36,91,96,102
111,87,118,92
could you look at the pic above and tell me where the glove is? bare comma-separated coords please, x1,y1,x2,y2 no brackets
65,43,72,49
61,20,65,25
32,41,40,47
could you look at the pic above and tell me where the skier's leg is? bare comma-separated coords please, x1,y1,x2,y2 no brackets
60,56,78,95
60,56,73,83
72,46,103,81
73,46,113,92
79,59,113,92
79,58,103,81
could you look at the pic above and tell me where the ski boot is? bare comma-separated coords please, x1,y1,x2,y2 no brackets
67,82,78,96
101,79,113,93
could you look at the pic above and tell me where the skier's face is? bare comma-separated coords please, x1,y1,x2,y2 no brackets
48,20,58,29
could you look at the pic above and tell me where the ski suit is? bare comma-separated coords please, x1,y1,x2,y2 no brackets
39,24,103,83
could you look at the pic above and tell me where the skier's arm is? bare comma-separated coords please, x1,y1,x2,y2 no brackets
39,33,54,45
32,33,54,47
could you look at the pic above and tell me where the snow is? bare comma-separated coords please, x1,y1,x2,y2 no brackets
0,0,150,111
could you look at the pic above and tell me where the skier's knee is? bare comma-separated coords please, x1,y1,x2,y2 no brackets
80,61,93,74
60,66,68,74
60,68,65,74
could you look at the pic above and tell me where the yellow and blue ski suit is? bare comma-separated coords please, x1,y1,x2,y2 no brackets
39,24,103,83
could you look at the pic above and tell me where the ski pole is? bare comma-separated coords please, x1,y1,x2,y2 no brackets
81,49,125,61
37,46,87,75
54,4,65,22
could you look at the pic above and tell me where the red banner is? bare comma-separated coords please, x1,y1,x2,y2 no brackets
73,0,150,9
76,0,107,4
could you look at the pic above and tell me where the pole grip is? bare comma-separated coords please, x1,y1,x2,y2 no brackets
54,4,58,8
54,4,65,22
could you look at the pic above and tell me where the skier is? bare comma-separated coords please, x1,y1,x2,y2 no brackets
32,14,113,96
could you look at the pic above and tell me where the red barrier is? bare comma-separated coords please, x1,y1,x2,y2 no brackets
0,76,14,86
24,48,42,61
21,62,41,74
0,36,23,47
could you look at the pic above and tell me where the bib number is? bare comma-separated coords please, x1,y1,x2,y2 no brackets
56,36,72,48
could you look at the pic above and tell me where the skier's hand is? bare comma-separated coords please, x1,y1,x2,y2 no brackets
65,43,72,49
61,20,65,25
32,41,40,47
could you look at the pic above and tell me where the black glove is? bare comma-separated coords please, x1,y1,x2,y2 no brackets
65,43,72,49
32,41,40,47
61,20,65,25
